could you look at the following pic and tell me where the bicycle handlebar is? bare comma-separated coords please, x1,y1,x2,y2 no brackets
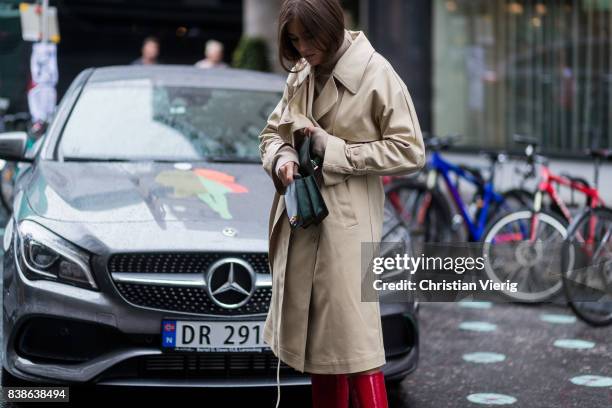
424,132,463,151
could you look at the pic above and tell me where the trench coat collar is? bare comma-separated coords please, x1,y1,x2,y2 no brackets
279,30,375,143
294,29,375,96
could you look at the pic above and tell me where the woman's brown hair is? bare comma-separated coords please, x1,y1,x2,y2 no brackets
278,0,345,73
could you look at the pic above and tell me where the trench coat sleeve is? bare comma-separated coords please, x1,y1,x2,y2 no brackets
258,83,299,195
320,61,426,187
274,145,299,180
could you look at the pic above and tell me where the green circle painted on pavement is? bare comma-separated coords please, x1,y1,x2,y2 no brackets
459,321,497,332
467,393,517,405
463,352,506,363
570,375,612,387
539,313,577,324
553,339,595,349
459,300,493,309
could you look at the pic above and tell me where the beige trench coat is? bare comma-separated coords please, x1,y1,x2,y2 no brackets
258,29,426,374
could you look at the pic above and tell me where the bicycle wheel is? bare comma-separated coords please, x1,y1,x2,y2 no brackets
482,209,571,302
562,206,612,327
384,179,453,255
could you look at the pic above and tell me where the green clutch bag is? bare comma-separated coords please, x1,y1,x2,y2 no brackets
284,135,329,229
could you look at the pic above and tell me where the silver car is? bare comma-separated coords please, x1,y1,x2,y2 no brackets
1,65,418,387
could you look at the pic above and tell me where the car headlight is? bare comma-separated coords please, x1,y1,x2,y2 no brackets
16,220,98,290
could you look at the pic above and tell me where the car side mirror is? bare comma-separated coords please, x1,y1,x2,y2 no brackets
0,132,33,162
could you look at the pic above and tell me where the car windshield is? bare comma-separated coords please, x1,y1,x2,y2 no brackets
58,78,282,162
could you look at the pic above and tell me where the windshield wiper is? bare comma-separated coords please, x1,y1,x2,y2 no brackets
63,156,136,162
205,155,261,163
62,156,262,164
63,157,192,163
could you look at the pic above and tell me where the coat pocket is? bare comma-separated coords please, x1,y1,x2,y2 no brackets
328,178,359,228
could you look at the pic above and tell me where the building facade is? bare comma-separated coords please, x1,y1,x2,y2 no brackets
365,0,610,156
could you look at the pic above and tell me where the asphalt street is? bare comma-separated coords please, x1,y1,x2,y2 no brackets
399,301,612,407
0,209,610,407
0,297,610,407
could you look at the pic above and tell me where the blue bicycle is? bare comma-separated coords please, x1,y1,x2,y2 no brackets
384,134,533,251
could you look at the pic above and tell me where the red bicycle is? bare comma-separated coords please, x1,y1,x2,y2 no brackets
381,174,424,254
482,146,606,302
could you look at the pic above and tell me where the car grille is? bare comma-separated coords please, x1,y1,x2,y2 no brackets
143,352,296,377
114,283,271,315
108,252,270,275
108,252,271,316
100,352,302,380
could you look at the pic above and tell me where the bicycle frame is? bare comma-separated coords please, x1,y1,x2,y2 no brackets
529,165,605,243
384,176,409,223
428,151,504,241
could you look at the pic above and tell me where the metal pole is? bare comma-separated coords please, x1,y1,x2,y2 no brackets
41,0,49,43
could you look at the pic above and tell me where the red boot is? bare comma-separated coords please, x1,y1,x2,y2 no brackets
311,373,349,408
348,371,388,408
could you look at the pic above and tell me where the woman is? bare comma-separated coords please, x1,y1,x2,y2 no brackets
258,0,426,406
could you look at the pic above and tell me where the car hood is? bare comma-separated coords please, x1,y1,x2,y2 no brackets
23,161,276,249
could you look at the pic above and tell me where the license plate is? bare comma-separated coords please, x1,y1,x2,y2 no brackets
161,320,269,352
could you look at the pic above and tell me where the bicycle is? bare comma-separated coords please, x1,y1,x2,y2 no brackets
482,144,607,303
384,134,533,253
561,148,612,326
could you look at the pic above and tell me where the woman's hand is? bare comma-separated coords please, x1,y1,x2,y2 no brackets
277,161,300,187
304,126,330,158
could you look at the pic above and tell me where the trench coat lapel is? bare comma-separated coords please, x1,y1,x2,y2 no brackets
301,69,322,129
292,29,375,126
277,73,318,147
332,30,374,95
312,75,338,122
277,64,338,142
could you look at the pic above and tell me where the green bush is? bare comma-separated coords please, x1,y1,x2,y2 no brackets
232,36,270,72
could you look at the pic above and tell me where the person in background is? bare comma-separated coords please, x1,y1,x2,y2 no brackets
132,36,160,65
195,39,228,69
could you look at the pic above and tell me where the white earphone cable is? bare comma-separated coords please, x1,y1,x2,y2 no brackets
275,355,281,408
274,261,282,408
